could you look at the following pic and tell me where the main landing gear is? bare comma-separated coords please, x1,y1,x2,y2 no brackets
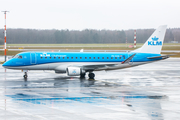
80,72,95,79
80,73,86,78
88,72,95,79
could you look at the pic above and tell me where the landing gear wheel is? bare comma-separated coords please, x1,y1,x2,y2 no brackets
80,73,86,78
23,72,28,79
23,75,28,78
88,73,95,79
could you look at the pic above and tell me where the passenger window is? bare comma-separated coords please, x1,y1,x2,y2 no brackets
50,57,51,59
89,57,91,59
41,57,42,59
45,57,47,59
67,57,69,59
94,57,95,59
80,57,82,59
85,57,87,59
76,57,78,59
102,57,104,59
107,57,109,59
63,57,64,59
71,57,73,59
98,57,99,59
119,57,121,59
54,57,56,59
115,57,117,59
111,57,113,59
58,57,60,59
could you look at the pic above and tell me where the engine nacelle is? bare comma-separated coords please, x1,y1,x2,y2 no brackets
66,67,82,76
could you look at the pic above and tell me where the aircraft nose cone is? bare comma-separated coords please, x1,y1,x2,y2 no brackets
2,62,7,68
2,61,11,68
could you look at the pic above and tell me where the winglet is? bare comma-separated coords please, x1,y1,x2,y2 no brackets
121,54,136,64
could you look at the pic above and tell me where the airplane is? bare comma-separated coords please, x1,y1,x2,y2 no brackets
2,25,169,79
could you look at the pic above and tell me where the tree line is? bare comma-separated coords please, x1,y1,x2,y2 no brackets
0,28,179,44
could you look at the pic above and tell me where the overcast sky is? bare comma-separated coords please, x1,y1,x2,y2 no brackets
0,0,179,30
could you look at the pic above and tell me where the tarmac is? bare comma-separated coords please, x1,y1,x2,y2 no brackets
0,57,180,120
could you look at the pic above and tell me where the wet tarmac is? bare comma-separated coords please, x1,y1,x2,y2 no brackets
0,58,180,120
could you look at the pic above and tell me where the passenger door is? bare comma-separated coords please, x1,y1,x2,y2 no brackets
30,52,36,64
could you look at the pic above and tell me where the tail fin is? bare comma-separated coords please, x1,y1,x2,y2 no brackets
132,25,167,54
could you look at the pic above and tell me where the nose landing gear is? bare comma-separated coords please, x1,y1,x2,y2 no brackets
22,70,28,79
23,72,28,79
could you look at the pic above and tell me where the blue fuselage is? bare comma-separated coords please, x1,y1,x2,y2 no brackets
2,52,162,70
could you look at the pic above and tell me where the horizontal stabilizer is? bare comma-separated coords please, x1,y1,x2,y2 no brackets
121,54,136,64
147,55,170,59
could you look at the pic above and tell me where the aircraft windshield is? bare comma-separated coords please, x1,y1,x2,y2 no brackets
13,54,22,59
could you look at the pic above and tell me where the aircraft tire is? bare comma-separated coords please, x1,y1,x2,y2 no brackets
23,75,28,79
80,73,86,78
88,73,95,79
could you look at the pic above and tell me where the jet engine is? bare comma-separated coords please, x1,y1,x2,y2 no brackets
66,67,82,76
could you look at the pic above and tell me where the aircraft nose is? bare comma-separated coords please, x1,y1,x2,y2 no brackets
2,61,11,68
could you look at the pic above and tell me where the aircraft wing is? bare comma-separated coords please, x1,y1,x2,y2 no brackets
71,63,118,71
121,53,136,64
69,54,136,71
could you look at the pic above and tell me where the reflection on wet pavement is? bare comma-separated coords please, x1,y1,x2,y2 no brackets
0,58,180,119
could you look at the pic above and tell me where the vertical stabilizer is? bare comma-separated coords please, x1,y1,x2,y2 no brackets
132,25,167,54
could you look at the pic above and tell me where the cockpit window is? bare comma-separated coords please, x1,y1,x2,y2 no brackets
18,55,22,59
13,54,22,59
13,55,18,58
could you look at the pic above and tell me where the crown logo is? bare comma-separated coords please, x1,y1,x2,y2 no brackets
152,36,159,41
72,70,76,74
